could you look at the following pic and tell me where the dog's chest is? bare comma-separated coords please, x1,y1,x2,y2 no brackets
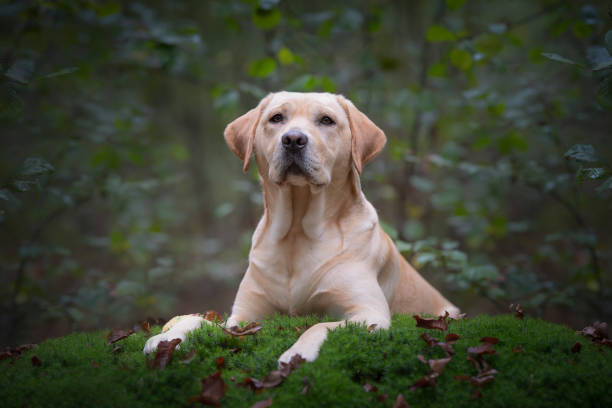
251,232,341,315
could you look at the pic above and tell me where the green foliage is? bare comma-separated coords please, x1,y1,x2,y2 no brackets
426,25,456,42
248,57,277,78
1,315,611,407
1,0,611,348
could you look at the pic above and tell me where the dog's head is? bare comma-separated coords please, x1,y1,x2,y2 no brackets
224,92,385,187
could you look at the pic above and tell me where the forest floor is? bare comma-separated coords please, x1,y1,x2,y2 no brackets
1,313,611,407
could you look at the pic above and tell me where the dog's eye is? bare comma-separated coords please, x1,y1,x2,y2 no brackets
269,113,283,123
319,116,335,126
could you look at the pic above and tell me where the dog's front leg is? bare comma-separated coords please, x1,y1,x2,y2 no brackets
278,278,391,365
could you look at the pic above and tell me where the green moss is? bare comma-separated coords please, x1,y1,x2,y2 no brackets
1,314,610,407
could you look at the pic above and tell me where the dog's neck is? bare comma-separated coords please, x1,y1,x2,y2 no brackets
260,167,362,241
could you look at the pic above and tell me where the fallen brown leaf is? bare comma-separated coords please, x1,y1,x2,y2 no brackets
392,393,410,408
16,344,37,353
250,398,273,408
413,312,449,331
429,357,452,375
189,371,227,406
479,336,499,345
509,303,524,319
467,342,496,356
216,356,225,369
31,356,41,366
106,328,135,345
445,333,460,343
180,350,198,364
151,338,181,369
449,313,467,321
205,310,223,323
512,344,522,353
363,382,378,393
141,321,150,333
571,342,582,353
437,342,455,356
240,354,306,392
145,316,166,326
420,332,438,348
91,360,100,368
223,322,262,337
409,374,436,390
301,377,311,395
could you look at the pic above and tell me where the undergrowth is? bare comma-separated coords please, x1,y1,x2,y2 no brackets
1,314,611,407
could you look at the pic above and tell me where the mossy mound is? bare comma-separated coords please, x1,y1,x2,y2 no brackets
1,314,611,407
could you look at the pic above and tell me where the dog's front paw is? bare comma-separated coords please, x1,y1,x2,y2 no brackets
142,314,206,354
278,344,317,367
143,331,185,354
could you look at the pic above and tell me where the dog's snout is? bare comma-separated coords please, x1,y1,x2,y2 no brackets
281,130,308,151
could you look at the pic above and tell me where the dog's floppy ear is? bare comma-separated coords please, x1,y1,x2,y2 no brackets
337,95,386,175
224,94,272,172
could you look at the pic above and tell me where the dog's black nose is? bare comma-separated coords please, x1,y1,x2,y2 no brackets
281,130,308,151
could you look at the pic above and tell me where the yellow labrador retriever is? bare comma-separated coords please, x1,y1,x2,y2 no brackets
143,92,459,364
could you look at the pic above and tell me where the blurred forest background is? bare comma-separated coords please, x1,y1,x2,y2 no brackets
1,0,612,347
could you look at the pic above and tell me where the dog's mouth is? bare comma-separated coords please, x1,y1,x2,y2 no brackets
270,149,328,188
278,157,317,186
286,163,304,176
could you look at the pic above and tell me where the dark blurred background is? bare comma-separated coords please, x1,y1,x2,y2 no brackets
1,0,611,347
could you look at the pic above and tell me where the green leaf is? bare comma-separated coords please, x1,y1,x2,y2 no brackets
445,0,466,10
597,75,612,110
318,19,334,38
450,49,472,70
606,30,612,55
252,7,281,30
95,2,121,17
415,252,437,267
258,0,279,9
0,188,10,201
91,146,121,169
497,131,528,154
541,52,583,67
427,62,447,78
528,48,545,64
19,157,55,177
593,59,612,71
564,144,597,162
579,168,606,180
572,21,593,38
248,57,276,78
40,67,79,79
426,25,456,42
277,47,297,65
487,103,505,117
596,177,612,194
12,180,36,192
475,34,504,57
214,202,234,218
395,240,413,254
380,220,398,240
471,135,491,150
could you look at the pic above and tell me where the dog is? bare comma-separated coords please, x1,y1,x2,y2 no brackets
143,92,459,364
